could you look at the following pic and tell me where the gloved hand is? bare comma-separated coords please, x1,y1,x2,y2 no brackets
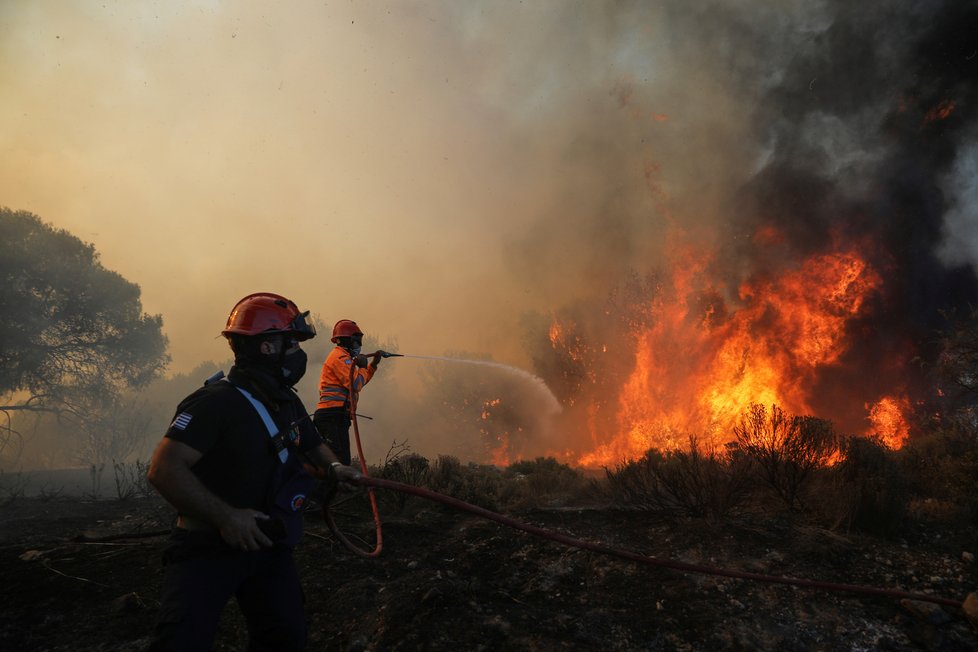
370,351,385,368
355,354,369,367
333,463,363,493
333,464,363,484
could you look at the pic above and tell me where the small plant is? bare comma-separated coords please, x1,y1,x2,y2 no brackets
375,444,431,512
36,484,65,501
0,468,31,504
112,459,152,500
84,463,105,500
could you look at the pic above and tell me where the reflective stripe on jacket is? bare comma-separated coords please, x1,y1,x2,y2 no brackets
316,346,376,411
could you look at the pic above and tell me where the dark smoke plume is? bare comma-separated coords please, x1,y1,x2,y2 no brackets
731,1,978,424
517,0,978,442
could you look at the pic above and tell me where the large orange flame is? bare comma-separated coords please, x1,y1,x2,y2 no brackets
575,233,903,467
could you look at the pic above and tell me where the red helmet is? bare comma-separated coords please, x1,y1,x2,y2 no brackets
331,319,363,343
222,293,317,341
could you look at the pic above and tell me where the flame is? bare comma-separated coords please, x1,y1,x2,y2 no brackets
867,395,910,449
489,437,510,467
923,99,956,124
480,398,501,420
548,321,563,348
572,233,907,467
548,318,588,363
480,398,511,466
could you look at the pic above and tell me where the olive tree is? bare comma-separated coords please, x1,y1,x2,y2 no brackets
0,208,169,457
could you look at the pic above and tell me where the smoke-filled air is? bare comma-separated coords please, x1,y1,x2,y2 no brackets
3,1,978,472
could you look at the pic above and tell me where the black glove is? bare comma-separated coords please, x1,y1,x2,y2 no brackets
370,351,384,368
355,354,369,367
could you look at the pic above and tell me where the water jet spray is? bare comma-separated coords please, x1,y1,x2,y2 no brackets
363,352,562,414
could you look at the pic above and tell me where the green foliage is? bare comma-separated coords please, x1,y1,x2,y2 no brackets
0,208,169,413
605,437,752,521
734,404,840,510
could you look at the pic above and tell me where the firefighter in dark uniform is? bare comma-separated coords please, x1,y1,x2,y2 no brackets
147,292,360,651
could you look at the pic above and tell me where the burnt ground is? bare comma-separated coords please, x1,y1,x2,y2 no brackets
1,491,976,651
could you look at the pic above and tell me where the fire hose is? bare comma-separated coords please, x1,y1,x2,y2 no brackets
339,476,968,609
321,350,402,557
320,352,968,611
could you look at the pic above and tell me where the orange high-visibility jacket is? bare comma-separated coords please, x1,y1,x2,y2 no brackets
316,346,377,411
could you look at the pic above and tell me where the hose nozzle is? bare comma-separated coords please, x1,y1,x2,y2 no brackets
363,350,403,359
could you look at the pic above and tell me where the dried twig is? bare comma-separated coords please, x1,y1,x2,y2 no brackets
41,559,110,588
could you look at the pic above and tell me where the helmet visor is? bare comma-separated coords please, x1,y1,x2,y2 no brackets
289,310,317,340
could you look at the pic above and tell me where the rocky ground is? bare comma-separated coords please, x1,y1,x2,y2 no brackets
1,490,976,651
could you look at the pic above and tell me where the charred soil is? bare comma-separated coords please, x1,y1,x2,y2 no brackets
1,493,976,651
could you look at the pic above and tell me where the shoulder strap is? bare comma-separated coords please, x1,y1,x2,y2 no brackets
234,384,289,464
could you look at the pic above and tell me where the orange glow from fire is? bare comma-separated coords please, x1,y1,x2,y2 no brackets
481,398,512,466
867,395,910,449
574,233,903,467
923,99,956,124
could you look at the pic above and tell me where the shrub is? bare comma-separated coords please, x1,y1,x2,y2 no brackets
426,455,504,510
112,459,153,500
374,453,431,512
605,437,752,521
734,404,840,510
899,423,978,526
817,435,909,535
500,457,594,508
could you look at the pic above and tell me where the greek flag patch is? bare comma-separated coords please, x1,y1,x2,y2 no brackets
171,412,192,430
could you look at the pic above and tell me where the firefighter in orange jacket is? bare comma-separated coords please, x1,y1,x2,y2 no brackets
313,319,385,465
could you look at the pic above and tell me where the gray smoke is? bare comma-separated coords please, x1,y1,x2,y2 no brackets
509,0,978,437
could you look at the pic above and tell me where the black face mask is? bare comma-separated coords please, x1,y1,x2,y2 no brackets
341,335,363,357
281,348,307,386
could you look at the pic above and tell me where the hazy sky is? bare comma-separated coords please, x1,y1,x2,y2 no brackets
6,1,974,382
5,1,978,470
1,1,762,375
